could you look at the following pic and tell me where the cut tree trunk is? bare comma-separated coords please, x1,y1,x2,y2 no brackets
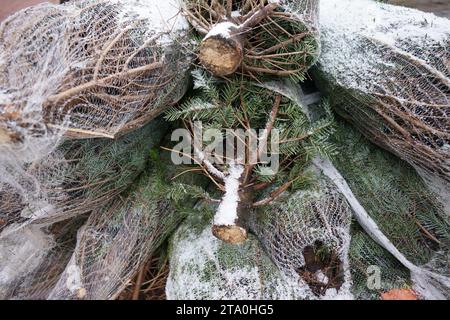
212,190,253,244
196,2,292,77
198,23,244,77
184,0,323,78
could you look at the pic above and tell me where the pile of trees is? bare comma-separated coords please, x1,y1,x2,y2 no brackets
0,0,449,300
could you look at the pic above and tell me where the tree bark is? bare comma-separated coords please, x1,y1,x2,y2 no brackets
198,3,279,76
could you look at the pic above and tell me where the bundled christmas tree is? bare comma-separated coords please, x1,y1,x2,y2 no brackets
1,146,207,300
313,0,450,213
184,0,320,79
331,120,450,299
0,0,191,142
165,69,336,244
0,0,449,301
45,149,207,300
0,0,192,226
0,119,167,237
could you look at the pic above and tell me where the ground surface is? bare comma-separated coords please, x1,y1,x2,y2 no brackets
1,0,449,21
0,0,58,21
388,0,450,18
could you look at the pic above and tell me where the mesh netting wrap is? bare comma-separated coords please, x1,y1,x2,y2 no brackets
331,121,450,300
0,217,83,299
0,0,190,140
0,0,192,202
314,153,450,300
0,119,167,237
184,0,319,79
251,173,354,299
263,78,449,299
349,229,412,300
312,0,450,212
0,225,55,299
45,155,206,300
166,208,317,300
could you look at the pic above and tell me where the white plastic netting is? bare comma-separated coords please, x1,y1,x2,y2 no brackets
183,0,320,79
2,151,206,300
0,0,190,140
313,0,450,212
47,156,207,300
331,121,450,299
251,173,354,299
254,78,449,299
0,119,167,238
314,155,450,300
0,225,55,299
166,207,322,300
1,0,449,301
0,217,84,299
0,0,192,230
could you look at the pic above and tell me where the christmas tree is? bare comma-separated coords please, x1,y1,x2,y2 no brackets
0,0,449,300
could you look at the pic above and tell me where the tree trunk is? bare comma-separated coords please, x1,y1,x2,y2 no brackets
212,190,252,244
197,2,279,77
198,22,244,77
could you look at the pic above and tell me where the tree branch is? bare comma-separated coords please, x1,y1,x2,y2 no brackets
243,94,281,183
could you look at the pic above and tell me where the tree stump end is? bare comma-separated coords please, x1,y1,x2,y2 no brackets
212,224,248,244
199,36,243,77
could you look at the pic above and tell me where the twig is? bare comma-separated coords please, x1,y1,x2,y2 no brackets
252,180,292,207
132,263,146,300
47,62,163,104
243,95,281,183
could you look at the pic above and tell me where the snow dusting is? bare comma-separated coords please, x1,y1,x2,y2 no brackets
167,215,314,300
118,0,188,33
205,22,238,40
318,0,450,91
214,164,244,226
166,222,262,300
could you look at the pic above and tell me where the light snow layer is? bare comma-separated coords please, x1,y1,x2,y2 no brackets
167,218,309,299
166,214,354,300
166,224,262,300
318,0,450,214
116,0,189,45
320,0,448,45
318,0,450,91
118,0,188,33
214,164,244,226
204,22,238,40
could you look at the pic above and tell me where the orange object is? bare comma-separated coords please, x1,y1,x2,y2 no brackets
381,288,419,300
